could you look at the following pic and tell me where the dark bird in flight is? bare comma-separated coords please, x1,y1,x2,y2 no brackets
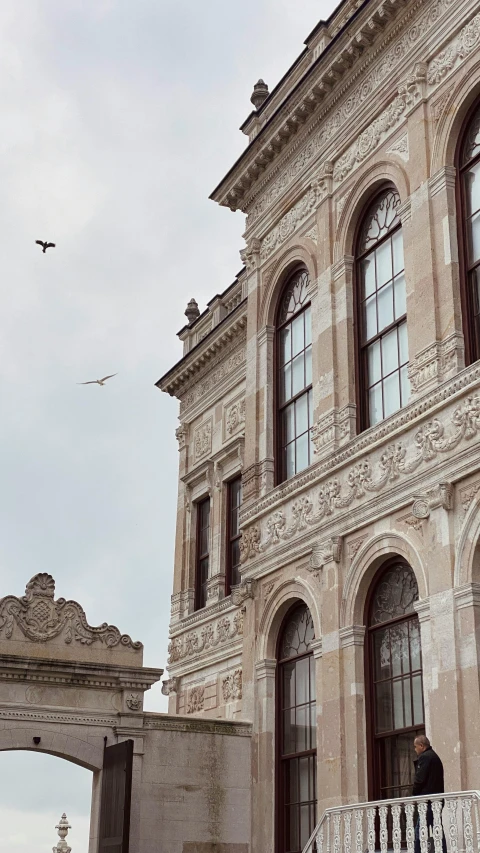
36,240,56,253
77,374,117,386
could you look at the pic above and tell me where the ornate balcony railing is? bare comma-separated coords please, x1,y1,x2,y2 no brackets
302,791,480,853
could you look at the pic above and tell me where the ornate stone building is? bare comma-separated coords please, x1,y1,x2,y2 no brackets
158,0,480,851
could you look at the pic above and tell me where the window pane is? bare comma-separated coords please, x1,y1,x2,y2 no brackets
400,365,410,406
382,327,399,376
404,678,412,728
286,442,295,479
376,239,393,287
412,674,424,725
394,272,407,318
283,661,296,709
309,657,315,701
292,314,305,357
296,432,309,473
392,230,404,275
296,393,309,436
391,624,409,677
304,307,312,346
383,371,401,418
374,628,391,679
287,759,299,804
398,321,408,364
281,363,292,404
280,326,291,366
377,281,394,331
295,657,309,705
200,526,209,555
365,295,377,339
284,403,295,444
409,621,421,671
296,705,308,753
469,209,480,265
362,256,376,297
288,805,299,851
231,540,240,574
367,340,381,385
283,709,296,755
369,382,383,425
292,354,305,397
305,345,312,387
375,680,393,733
299,756,310,803
300,805,311,850
309,704,317,749
466,161,480,217
393,679,404,729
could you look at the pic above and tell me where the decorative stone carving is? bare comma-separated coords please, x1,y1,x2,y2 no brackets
186,685,205,714
226,397,245,435
222,669,242,702
0,574,142,652
347,535,367,562
53,813,71,853
307,537,342,580
240,395,480,562
260,187,317,262
304,225,318,243
427,11,480,86
398,62,427,114
230,579,256,607
240,238,261,273
182,344,246,409
168,610,244,665
175,423,188,450
263,580,275,599
333,94,406,185
386,133,409,162
161,677,179,696
313,161,334,203
458,481,480,515
125,692,142,711
431,88,453,127
194,420,212,462
407,336,462,394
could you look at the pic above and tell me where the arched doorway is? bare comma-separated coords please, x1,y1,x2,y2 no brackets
365,559,425,800
276,603,317,853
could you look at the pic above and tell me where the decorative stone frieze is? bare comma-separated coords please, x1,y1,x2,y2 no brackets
260,187,317,262
186,685,205,714
307,536,343,580
427,10,480,87
333,94,406,185
386,133,409,162
168,610,244,665
222,669,243,702
240,394,480,563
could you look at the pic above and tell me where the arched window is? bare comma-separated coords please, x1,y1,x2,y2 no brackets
365,560,424,801
277,269,313,483
277,603,316,853
458,100,480,363
356,188,409,429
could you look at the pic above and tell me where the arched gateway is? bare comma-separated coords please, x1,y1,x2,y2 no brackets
0,574,252,852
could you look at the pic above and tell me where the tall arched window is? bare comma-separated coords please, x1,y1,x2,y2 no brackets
277,603,317,853
356,188,409,429
365,560,424,801
277,269,313,483
458,100,480,363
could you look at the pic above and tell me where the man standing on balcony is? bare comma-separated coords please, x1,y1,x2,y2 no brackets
413,735,447,853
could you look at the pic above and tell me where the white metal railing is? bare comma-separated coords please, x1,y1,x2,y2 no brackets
302,791,480,853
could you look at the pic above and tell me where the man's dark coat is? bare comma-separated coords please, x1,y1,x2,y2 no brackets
413,746,445,796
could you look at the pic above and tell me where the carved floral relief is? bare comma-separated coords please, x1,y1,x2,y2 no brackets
168,610,244,665
222,670,242,702
194,420,212,462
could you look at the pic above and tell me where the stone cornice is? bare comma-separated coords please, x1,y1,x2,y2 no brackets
0,654,162,691
210,0,454,214
0,708,118,727
143,712,252,737
157,304,247,399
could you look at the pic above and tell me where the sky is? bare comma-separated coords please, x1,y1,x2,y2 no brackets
0,0,338,849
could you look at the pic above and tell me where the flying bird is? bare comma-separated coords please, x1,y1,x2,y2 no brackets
77,374,117,386
36,240,56,253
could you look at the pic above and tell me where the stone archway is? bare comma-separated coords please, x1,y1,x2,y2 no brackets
0,573,162,853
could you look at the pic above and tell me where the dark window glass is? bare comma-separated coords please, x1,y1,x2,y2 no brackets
277,270,313,483
278,605,316,853
367,562,424,800
195,498,210,610
357,189,409,428
460,102,480,361
226,477,242,595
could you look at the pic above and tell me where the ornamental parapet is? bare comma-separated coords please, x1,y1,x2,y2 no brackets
167,597,244,670
239,362,480,572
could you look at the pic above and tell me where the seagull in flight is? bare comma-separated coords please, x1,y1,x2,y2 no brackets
36,240,56,253
77,374,117,386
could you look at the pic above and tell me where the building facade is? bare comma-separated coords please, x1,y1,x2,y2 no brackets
158,0,480,851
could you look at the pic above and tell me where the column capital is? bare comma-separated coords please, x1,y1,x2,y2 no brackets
255,658,277,680
453,583,480,611
339,625,366,648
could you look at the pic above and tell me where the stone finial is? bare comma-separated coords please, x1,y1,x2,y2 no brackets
53,813,71,853
185,298,200,325
250,79,269,110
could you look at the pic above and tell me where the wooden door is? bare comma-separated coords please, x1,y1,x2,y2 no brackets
98,740,133,853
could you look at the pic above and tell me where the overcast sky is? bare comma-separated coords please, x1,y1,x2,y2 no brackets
0,1,338,849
